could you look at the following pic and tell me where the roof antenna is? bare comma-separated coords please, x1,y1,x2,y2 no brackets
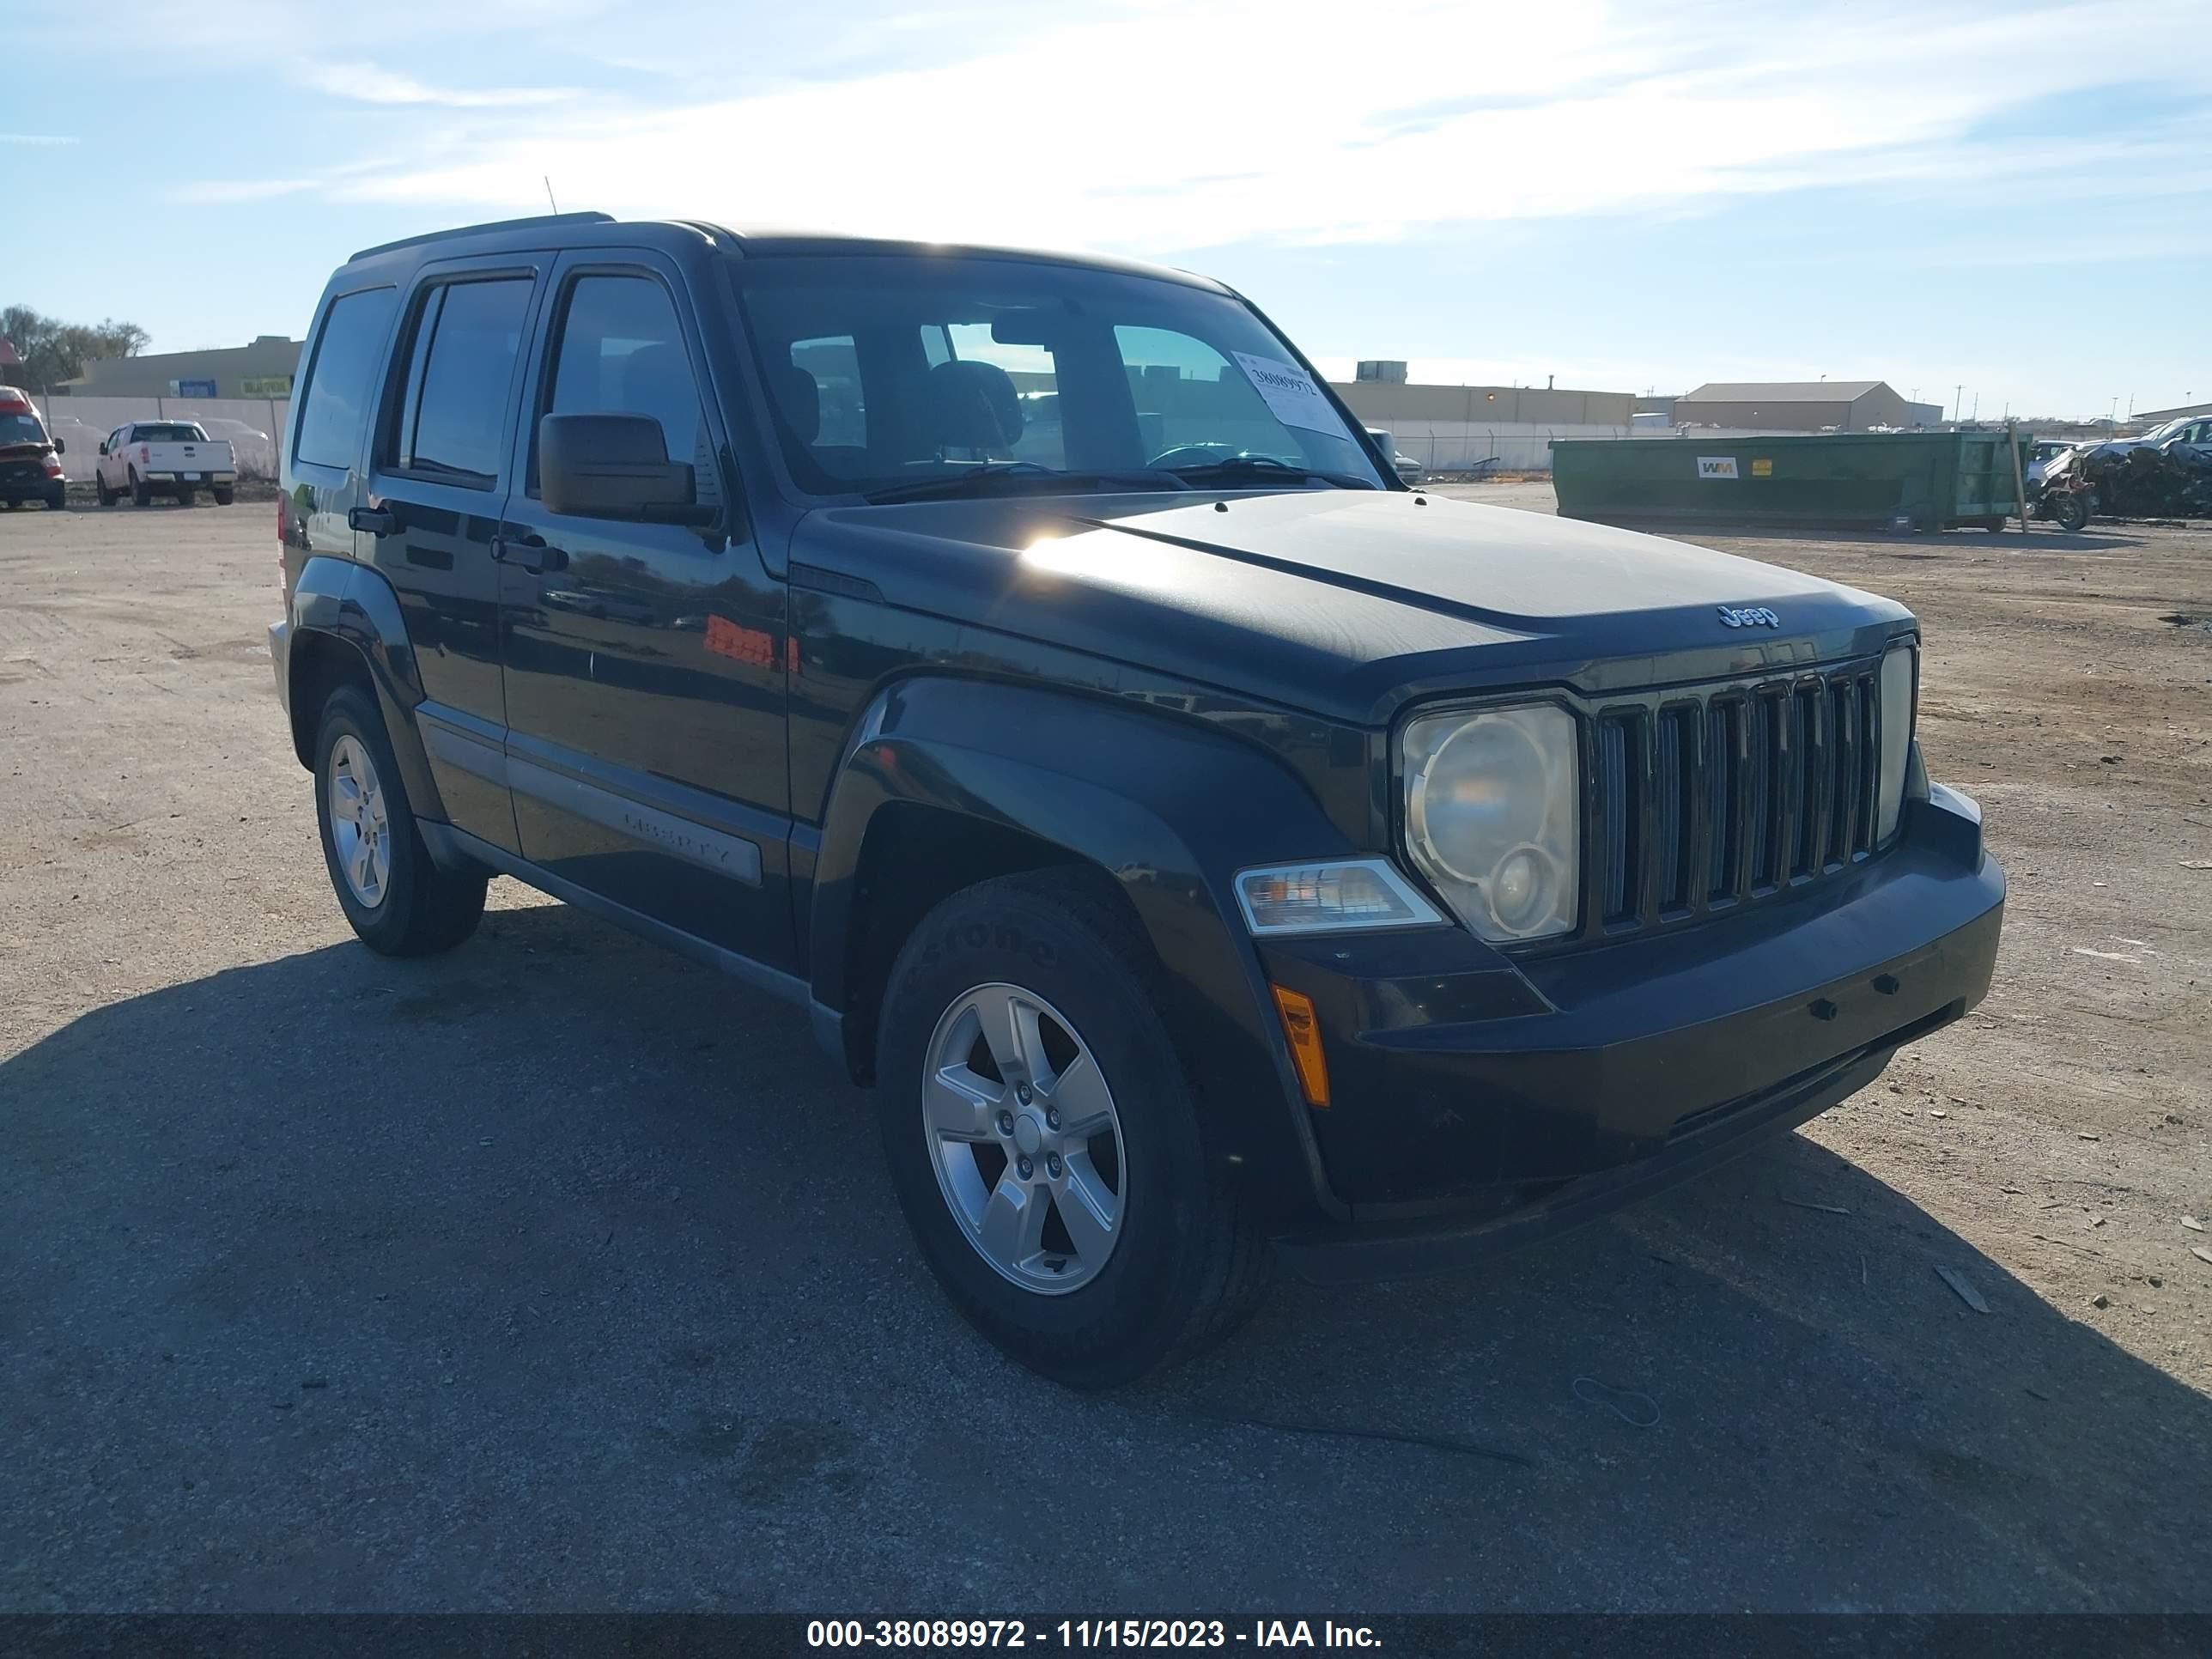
544,175,561,213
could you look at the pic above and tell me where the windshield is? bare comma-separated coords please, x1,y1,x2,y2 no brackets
0,412,47,447
2139,418,2189,444
731,253,1384,498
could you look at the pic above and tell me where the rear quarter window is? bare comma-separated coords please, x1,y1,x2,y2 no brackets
293,286,399,470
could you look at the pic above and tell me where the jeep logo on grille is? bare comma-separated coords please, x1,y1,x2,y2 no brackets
1717,605,1780,629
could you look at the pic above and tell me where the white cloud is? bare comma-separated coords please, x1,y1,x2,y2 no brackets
296,61,580,108
254,0,2209,263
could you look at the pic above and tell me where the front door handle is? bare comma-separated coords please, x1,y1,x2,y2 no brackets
490,527,568,574
348,505,398,536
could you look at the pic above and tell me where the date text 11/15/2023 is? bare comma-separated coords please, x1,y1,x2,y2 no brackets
806,1620,1382,1648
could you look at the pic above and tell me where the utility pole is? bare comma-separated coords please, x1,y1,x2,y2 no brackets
1954,384,1964,422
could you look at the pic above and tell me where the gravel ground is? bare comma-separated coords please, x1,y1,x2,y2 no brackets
2,490,2208,1613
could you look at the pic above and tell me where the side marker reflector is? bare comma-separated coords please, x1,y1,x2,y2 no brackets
1271,985,1330,1109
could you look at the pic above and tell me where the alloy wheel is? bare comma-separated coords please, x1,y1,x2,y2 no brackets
327,734,392,908
921,982,1127,1294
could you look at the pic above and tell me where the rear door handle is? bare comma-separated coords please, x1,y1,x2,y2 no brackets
348,505,398,536
490,527,567,574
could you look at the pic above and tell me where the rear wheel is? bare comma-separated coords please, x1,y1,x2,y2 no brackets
211,487,234,506
174,486,194,507
873,872,1268,1388
129,471,150,507
313,685,488,957
45,487,65,510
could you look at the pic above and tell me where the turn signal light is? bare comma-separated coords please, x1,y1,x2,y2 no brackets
1271,985,1330,1109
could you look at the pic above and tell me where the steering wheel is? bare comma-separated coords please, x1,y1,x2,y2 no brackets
1147,443,1275,470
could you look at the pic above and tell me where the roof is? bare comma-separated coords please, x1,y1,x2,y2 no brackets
2134,400,2212,422
1682,380,1893,404
341,213,1225,293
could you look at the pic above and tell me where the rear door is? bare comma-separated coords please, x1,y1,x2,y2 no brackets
493,248,796,971
359,254,548,854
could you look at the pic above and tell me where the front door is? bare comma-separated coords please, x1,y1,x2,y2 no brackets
495,251,795,971
359,255,547,854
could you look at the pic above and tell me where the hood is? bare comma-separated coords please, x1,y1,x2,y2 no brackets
793,489,1911,725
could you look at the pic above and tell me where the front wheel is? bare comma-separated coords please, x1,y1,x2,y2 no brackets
211,487,234,506
874,872,1267,1388
173,486,194,507
2052,493,2090,532
313,685,488,956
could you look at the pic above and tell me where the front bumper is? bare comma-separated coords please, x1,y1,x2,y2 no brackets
1261,782,2002,1279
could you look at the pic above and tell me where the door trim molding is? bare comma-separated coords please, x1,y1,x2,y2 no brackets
506,757,763,885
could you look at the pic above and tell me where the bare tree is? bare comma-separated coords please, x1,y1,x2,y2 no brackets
1,306,152,392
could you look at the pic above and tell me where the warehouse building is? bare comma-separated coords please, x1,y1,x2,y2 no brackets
58,336,301,399
1333,380,1634,428
1671,380,1924,433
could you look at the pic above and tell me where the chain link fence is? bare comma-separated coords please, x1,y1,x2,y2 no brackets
30,393,290,483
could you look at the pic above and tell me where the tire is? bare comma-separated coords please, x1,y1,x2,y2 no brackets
45,488,65,511
874,871,1268,1388
130,471,150,508
312,685,488,957
212,487,234,506
174,487,194,507
96,474,115,507
2053,494,2090,532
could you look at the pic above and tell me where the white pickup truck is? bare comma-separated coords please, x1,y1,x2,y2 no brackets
94,420,237,507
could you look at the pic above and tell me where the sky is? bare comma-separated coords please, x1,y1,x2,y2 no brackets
5,0,2209,420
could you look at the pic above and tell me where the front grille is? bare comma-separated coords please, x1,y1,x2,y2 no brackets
1590,660,1885,934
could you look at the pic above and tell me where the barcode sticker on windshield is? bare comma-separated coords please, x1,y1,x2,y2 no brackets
1232,352,1339,434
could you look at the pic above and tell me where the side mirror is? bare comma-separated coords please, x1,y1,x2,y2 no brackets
539,412,711,525
52,437,64,454
96,441,107,456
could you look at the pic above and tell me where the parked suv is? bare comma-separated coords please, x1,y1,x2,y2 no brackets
271,214,2004,1386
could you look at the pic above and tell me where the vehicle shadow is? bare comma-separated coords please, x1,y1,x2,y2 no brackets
3,898,2207,1612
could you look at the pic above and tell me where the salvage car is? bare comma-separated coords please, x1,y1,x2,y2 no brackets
270,214,2005,1385
94,420,237,507
0,386,68,510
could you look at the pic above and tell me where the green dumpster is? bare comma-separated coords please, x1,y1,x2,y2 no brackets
1552,431,2027,532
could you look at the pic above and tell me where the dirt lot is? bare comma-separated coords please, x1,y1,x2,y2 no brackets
3,489,2208,1613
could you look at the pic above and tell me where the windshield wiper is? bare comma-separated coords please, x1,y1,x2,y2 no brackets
1158,455,1378,490
863,463,1183,505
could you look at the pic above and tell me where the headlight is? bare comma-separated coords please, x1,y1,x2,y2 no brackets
1876,641,1917,843
1402,703,1579,942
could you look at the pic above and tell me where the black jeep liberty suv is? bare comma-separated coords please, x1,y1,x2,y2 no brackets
270,213,2004,1386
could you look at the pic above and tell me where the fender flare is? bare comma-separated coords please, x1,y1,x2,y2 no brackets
811,675,1365,1218
286,555,446,822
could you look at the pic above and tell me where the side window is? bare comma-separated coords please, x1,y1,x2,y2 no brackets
390,276,533,486
543,272,715,507
293,286,398,470
788,335,866,450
